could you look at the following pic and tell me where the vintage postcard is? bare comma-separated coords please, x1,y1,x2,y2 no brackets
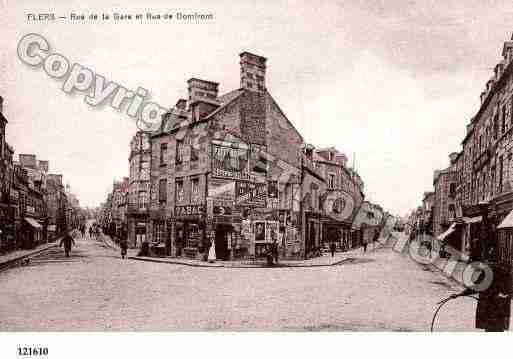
1,0,512,357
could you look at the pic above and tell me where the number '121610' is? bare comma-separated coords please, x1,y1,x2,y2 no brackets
17,347,48,356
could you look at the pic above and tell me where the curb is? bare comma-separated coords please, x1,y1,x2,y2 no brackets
128,256,353,268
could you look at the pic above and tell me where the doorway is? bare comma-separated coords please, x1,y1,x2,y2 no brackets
214,224,231,260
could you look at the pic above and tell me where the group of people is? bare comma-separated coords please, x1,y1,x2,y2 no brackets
59,222,104,257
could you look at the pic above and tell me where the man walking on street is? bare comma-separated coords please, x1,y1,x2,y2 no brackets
120,236,128,259
59,232,76,257
330,241,336,257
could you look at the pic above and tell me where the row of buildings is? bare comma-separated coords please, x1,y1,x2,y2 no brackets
407,33,513,261
0,96,84,253
98,52,394,260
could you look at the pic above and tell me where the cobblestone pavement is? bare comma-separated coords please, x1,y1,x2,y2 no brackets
0,232,485,331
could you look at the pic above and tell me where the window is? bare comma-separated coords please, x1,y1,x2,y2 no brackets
175,178,184,202
158,179,167,203
502,106,507,134
449,183,456,198
191,143,199,162
154,221,165,244
160,143,168,166
448,204,455,219
328,152,333,161
328,174,335,189
191,177,199,200
176,140,184,164
499,156,504,193
138,191,148,209
493,113,499,140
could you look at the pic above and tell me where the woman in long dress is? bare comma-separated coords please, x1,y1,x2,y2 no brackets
208,238,216,263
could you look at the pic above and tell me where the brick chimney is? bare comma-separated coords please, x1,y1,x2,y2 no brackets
175,99,187,110
503,40,513,63
240,52,267,93
187,78,219,105
187,78,220,121
495,61,505,81
19,154,37,169
449,152,459,165
0,96,3,114
38,160,49,173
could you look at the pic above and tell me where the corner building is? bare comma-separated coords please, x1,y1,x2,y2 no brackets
145,52,364,260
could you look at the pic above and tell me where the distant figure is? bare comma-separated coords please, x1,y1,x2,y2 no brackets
120,236,128,259
330,241,336,257
208,239,216,263
272,237,279,264
89,226,93,238
59,232,76,257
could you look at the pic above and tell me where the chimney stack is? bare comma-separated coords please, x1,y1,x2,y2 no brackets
240,52,267,93
449,152,459,165
187,78,219,105
19,154,37,169
38,160,49,173
187,78,220,121
0,96,3,114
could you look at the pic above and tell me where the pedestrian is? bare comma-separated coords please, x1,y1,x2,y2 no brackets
59,232,76,257
89,226,93,238
330,241,336,257
120,236,128,259
208,238,216,263
272,237,279,264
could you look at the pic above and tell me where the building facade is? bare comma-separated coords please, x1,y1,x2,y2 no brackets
127,131,151,248
121,51,369,260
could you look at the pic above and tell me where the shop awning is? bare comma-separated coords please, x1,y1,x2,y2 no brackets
24,217,42,230
462,216,482,224
498,210,513,229
437,223,456,242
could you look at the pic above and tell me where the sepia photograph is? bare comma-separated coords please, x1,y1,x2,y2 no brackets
1,0,513,357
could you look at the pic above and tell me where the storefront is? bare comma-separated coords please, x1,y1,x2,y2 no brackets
23,216,42,249
321,219,352,250
0,204,14,252
174,204,207,258
127,212,149,249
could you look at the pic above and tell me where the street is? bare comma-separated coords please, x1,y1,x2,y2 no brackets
0,233,479,331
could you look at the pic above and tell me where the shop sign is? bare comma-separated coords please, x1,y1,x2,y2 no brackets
208,178,236,201
211,143,250,180
175,204,205,217
213,205,232,215
241,219,252,241
235,181,266,207
253,220,278,243
254,221,266,242
325,191,355,221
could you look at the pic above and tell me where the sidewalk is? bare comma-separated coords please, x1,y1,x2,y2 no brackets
128,244,373,268
0,240,60,269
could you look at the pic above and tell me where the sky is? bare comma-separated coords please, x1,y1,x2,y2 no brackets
1,0,513,216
